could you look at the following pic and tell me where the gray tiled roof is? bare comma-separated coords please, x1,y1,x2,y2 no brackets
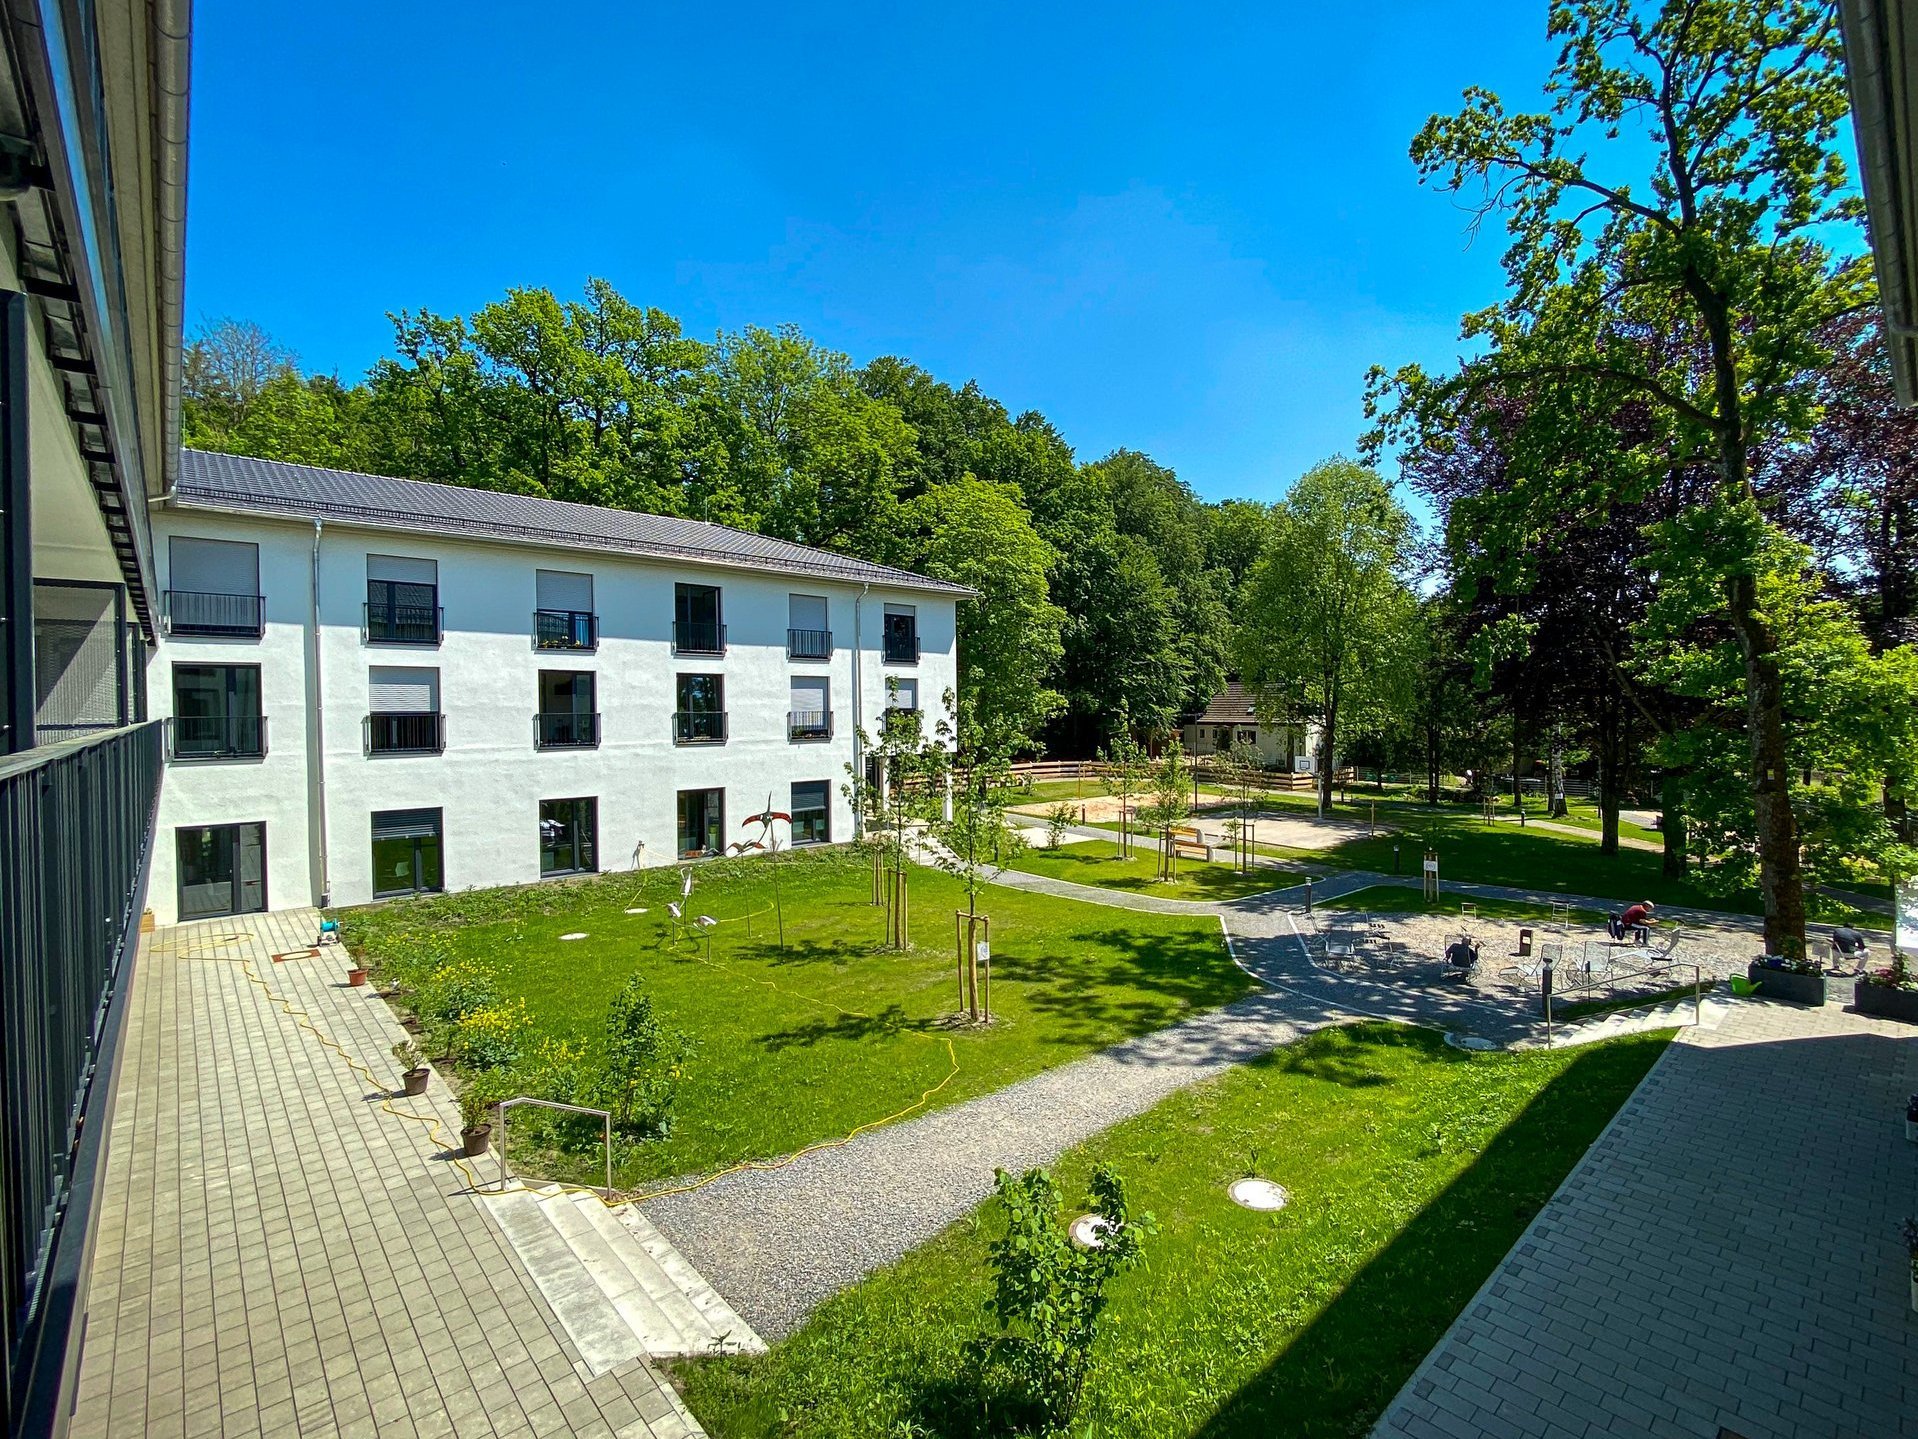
1191,680,1265,725
171,450,975,597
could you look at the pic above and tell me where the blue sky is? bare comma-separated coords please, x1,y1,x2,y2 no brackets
187,3,1563,504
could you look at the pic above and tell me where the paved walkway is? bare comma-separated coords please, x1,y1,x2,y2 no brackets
644,982,1347,1339
70,909,702,1439
1374,991,1918,1439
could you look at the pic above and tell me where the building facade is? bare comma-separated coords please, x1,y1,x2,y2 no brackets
145,450,967,925
1179,679,1320,771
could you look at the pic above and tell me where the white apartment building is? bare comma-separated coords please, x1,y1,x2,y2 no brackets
145,450,968,924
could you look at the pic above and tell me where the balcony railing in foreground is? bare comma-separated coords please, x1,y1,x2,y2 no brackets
535,711,600,749
364,711,447,756
162,589,264,638
1,722,164,1437
788,709,833,741
672,710,727,744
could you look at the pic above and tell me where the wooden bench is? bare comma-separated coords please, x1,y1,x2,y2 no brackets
1168,825,1215,862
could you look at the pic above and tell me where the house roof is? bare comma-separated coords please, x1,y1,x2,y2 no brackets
1191,680,1265,726
169,449,976,597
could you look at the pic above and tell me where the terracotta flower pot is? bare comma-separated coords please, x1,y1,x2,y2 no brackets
402,1067,429,1097
347,967,368,987
461,1124,492,1157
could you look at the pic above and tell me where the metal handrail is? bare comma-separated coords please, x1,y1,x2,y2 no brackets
1541,959,1703,1047
496,1097,614,1198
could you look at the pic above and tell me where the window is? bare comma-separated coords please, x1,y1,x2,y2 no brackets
536,670,598,748
888,677,920,714
366,554,440,645
788,593,831,660
366,666,443,755
169,664,264,760
372,808,444,897
677,788,724,858
791,781,830,845
789,675,830,740
539,797,598,876
535,569,596,650
882,604,918,663
165,536,262,637
673,582,724,654
674,673,726,743
176,822,266,919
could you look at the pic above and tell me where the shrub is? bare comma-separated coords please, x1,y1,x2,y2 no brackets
968,1164,1153,1435
596,975,687,1137
1864,953,1917,991
458,1069,508,1132
390,1039,426,1072
453,999,529,1070
1045,803,1076,849
421,957,499,1023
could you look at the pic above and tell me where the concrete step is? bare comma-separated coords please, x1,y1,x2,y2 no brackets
480,1183,764,1374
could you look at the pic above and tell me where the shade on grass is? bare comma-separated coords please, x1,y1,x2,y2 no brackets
339,849,1247,1186
1319,884,1610,927
1004,837,1306,901
676,1023,1670,1439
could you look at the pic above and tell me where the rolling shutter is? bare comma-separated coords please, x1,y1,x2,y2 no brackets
537,569,592,610
170,536,259,595
368,666,438,712
368,554,437,584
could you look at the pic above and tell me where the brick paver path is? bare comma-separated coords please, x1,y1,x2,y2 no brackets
1373,991,1918,1439
68,909,702,1439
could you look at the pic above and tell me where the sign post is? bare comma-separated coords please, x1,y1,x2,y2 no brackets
1422,850,1440,903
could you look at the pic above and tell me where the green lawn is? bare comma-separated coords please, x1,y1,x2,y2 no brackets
1318,884,1610,928
338,849,1249,1187
677,1023,1670,1439
1005,837,1306,901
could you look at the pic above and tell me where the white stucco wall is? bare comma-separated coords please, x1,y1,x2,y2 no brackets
145,506,959,923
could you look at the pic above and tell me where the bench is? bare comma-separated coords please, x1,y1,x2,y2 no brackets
1168,825,1215,862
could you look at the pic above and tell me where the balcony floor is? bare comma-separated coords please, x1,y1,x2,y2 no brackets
69,909,702,1439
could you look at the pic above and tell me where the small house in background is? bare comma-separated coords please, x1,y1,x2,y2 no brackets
1180,679,1319,771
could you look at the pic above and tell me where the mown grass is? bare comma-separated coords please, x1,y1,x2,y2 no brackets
1317,884,1610,928
1003,837,1306,900
338,848,1248,1186
676,1022,1670,1439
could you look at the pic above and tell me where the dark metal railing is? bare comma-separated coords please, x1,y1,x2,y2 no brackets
1,722,163,1436
788,709,833,740
167,714,267,761
672,710,728,744
534,609,597,650
672,619,726,655
787,628,833,660
161,590,263,639
535,711,600,749
364,712,446,755
882,633,920,664
363,600,442,646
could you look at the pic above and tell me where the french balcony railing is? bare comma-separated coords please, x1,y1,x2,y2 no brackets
162,589,264,639
882,633,920,664
788,709,833,741
534,609,597,651
787,627,834,661
167,713,267,761
672,710,728,744
672,619,726,656
364,601,443,646
535,711,600,749
364,711,446,756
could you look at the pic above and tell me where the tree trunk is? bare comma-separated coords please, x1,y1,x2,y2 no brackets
1596,702,1623,857
1316,702,1337,819
1727,573,1808,956
1425,715,1441,805
1548,724,1568,818
1659,770,1688,880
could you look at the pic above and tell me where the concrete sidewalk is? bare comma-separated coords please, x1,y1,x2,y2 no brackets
68,909,700,1439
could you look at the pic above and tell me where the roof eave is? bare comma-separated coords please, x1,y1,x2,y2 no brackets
1841,0,1918,406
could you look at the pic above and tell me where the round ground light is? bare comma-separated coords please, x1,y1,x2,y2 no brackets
1445,1033,1499,1052
1228,1177,1289,1212
1068,1214,1113,1249
624,907,649,915
560,932,588,941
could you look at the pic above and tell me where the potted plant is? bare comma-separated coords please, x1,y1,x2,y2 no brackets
1747,952,1826,1005
391,1040,430,1097
346,961,369,987
458,1074,502,1157
1903,1218,1918,1314
1855,953,1918,1024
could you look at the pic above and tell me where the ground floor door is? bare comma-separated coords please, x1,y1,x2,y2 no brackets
176,822,267,920
371,807,444,897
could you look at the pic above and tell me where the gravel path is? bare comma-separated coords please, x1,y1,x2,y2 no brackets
642,985,1347,1339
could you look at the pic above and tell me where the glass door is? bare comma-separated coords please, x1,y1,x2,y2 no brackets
176,822,268,919
371,808,444,897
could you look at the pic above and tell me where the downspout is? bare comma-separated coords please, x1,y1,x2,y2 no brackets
308,519,330,906
852,582,868,838
154,0,191,497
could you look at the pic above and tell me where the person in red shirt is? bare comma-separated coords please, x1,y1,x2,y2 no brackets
1621,900,1655,944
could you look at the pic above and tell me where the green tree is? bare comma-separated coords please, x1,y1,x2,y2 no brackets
898,477,1066,753
1373,0,1870,954
1237,459,1417,817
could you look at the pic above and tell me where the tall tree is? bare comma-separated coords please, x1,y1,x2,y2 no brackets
1236,458,1417,817
1374,0,1870,956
